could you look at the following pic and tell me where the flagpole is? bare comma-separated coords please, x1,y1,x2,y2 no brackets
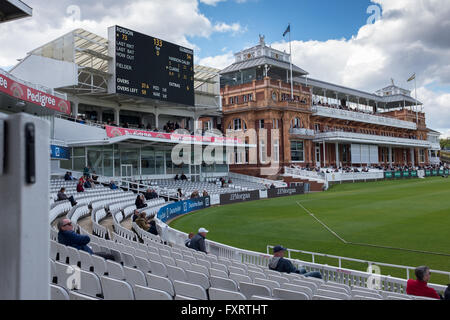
288,23,294,99
415,75,418,124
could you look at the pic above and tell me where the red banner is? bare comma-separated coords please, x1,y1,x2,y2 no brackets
0,70,71,115
105,126,242,144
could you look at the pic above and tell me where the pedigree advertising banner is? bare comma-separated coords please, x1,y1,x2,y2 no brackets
105,125,242,144
0,70,71,115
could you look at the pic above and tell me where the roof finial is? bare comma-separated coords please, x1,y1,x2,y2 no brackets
259,34,265,46
391,78,395,86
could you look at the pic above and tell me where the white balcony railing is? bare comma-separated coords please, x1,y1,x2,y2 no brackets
312,105,417,130
314,131,432,148
290,128,315,136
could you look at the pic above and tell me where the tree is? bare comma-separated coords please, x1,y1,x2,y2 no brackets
440,138,450,150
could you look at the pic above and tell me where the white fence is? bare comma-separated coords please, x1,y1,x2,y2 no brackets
325,171,384,183
159,223,448,295
284,167,325,181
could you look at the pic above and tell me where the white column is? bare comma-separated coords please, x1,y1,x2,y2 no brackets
114,108,120,126
389,146,393,166
335,142,339,168
411,148,415,166
154,112,159,129
72,101,79,118
323,141,326,168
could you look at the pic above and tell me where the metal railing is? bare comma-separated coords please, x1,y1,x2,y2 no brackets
266,245,450,291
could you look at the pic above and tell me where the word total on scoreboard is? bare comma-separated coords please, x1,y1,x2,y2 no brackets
109,25,194,106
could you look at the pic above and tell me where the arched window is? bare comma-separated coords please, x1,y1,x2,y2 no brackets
292,118,303,129
228,118,247,131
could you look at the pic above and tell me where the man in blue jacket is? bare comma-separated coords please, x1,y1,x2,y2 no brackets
57,219,114,260
189,228,208,254
268,245,322,279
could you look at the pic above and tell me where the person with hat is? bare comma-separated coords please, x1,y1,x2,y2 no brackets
268,245,322,279
188,227,209,254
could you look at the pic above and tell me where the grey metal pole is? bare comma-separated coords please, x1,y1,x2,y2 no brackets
0,113,50,300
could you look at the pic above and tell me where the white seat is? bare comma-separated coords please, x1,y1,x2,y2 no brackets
248,270,267,281
133,284,173,300
315,289,350,300
321,283,351,295
281,283,313,299
146,273,175,297
175,259,192,271
211,262,228,273
69,291,101,300
312,294,341,300
77,270,103,298
239,282,272,299
354,295,382,300
134,256,152,274
173,280,208,300
91,254,107,277
291,279,318,294
387,295,412,300
229,273,252,286
191,263,209,276
196,258,212,269
106,260,125,280
254,278,280,295
175,295,198,300
124,266,147,287
210,268,229,278
149,259,168,277
273,288,310,300
50,284,69,300
351,289,383,300
101,276,134,300
267,274,289,285
228,266,247,275
78,250,94,272
185,269,210,290
210,276,238,292
209,287,247,300
167,265,188,282
251,295,278,300
121,251,137,268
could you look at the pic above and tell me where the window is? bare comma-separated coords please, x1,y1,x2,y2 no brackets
260,139,267,164
273,139,279,163
292,118,302,129
273,119,279,129
419,149,426,163
291,141,305,162
259,119,265,129
229,97,234,105
314,123,321,132
234,118,242,131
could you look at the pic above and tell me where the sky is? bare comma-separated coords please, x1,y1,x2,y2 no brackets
0,0,449,138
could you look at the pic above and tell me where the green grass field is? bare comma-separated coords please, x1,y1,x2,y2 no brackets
170,177,450,284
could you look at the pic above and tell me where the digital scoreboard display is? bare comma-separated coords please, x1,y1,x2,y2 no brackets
109,26,195,106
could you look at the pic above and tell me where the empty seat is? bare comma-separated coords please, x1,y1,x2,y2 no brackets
254,278,280,295
50,284,69,300
281,283,313,299
312,295,341,300
149,259,168,277
354,295,382,300
315,289,350,300
101,276,134,300
239,282,271,300
91,254,107,277
121,252,137,268
209,287,247,300
210,276,238,292
69,290,101,300
106,260,125,280
211,262,228,273
351,289,383,300
134,284,173,300
228,266,247,275
273,288,310,300
146,273,175,297
321,283,351,295
229,273,252,286
185,270,210,290
291,279,318,293
173,280,208,300
124,266,147,287
210,268,229,279
167,265,188,282
78,250,94,272
248,270,267,281
267,274,289,285
134,256,152,274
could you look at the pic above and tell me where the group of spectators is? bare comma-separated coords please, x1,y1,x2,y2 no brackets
132,210,158,236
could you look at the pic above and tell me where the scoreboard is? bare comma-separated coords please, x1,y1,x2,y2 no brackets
108,26,195,106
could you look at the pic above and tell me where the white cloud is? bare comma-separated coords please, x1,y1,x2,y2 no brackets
0,0,243,67
199,0,226,5
269,0,450,132
198,51,234,69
